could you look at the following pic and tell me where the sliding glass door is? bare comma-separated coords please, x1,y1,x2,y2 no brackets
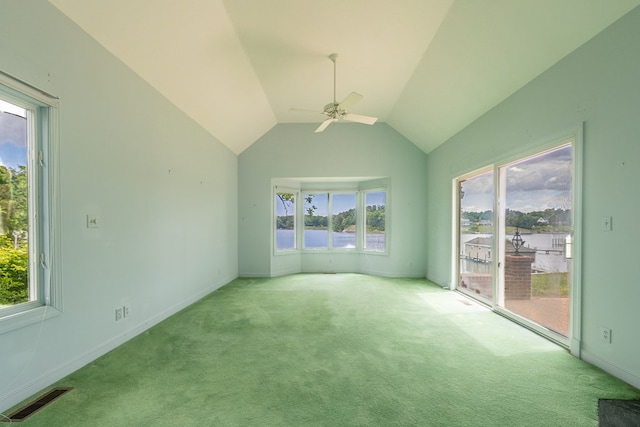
455,138,577,347
497,144,573,339
458,170,494,305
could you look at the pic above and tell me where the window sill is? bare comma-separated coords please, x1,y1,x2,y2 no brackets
0,305,62,335
274,249,388,255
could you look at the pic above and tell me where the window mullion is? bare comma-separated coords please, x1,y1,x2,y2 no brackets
328,194,333,249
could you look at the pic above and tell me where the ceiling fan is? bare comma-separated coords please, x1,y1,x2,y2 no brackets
291,53,378,133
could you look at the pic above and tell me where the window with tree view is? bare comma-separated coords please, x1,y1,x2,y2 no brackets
304,193,329,249
0,76,56,326
0,98,31,311
303,193,357,250
331,193,356,249
365,191,386,251
274,186,387,253
275,191,296,250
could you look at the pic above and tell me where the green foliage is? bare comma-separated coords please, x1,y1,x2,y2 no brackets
304,194,318,216
462,208,571,233
0,165,28,235
276,192,295,216
276,215,294,230
366,205,385,232
462,210,493,224
505,208,571,231
8,165,28,233
276,193,296,230
0,235,28,305
302,194,324,228
304,214,327,228
0,166,13,234
0,165,29,306
284,193,385,233
303,205,385,233
531,272,569,297
332,208,356,232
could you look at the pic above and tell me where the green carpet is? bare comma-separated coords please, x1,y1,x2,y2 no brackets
4,274,639,426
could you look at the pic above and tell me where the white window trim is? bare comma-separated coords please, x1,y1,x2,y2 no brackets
331,192,358,251
300,189,364,253
302,191,330,251
0,71,61,334
272,183,388,255
451,125,583,355
362,187,388,254
274,186,299,254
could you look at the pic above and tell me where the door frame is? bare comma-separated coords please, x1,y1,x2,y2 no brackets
452,124,583,356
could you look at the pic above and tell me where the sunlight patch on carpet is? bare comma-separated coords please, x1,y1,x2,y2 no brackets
418,292,560,356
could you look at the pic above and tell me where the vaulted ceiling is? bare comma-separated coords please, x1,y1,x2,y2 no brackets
49,0,640,155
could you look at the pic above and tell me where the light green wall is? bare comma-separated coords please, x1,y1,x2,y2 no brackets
0,0,238,411
2,0,638,412
426,6,640,387
238,123,428,278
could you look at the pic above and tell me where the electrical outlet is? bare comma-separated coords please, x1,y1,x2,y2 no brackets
115,307,123,321
123,306,129,318
601,327,612,343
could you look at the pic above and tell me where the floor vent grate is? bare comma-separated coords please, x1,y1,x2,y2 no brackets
1,387,73,423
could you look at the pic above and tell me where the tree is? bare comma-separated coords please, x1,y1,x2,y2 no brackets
304,194,317,216
8,165,28,234
276,192,295,216
0,166,13,235
0,235,28,305
275,193,295,230
0,165,29,304
366,205,385,232
333,208,356,232
0,165,28,237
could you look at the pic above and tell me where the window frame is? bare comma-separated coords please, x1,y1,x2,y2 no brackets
451,127,583,355
0,70,61,334
274,187,298,253
362,188,387,254
329,192,358,251
302,191,330,250
273,183,387,255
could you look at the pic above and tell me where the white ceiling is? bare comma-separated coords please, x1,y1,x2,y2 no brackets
49,0,640,155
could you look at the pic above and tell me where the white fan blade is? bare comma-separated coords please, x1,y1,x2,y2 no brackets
344,113,377,125
315,118,334,133
290,107,324,114
338,92,363,110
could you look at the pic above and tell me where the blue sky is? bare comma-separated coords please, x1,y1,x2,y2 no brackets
0,101,28,169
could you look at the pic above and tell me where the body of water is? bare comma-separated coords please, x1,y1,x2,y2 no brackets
461,233,570,273
277,229,385,251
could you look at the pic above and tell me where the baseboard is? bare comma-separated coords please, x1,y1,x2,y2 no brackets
0,276,235,414
238,272,268,278
581,349,640,390
426,274,450,288
270,268,301,278
353,268,425,278
244,269,427,279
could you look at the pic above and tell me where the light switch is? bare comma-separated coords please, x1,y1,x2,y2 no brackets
87,215,100,229
601,216,612,231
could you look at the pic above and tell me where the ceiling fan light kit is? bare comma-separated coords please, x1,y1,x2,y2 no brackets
292,53,378,133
